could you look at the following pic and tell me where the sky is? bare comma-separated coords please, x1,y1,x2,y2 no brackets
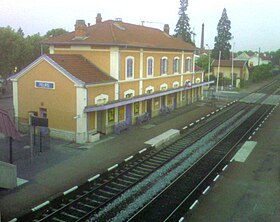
0,0,279,52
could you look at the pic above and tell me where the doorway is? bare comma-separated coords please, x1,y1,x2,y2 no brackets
97,111,106,134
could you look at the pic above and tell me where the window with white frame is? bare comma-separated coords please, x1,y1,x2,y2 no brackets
160,57,168,75
126,56,134,79
147,57,154,77
145,86,154,94
124,89,135,99
173,81,179,88
160,83,168,91
185,57,192,72
173,57,180,73
95,94,109,105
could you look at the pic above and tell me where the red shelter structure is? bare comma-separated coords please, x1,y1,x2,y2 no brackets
0,107,21,163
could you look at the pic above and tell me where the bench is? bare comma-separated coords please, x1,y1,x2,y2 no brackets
114,121,129,134
136,112,150,125
160,106,171,115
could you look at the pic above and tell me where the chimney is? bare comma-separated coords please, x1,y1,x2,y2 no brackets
75,20,87,37
163,24,170,35
96,13,102,24
200,23,205,49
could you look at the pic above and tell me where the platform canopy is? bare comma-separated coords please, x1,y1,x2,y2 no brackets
0,107,21,140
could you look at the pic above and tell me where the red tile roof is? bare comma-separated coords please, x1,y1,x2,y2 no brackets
43,20,196,51
0,107,21,140
212,60,247,68
47,54,116,84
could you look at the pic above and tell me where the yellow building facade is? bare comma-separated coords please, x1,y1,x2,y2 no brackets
10,16,211,143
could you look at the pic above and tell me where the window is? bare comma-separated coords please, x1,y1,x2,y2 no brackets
126,57,134,79
185,57,192,72
173,57,180,73
95,94,109,105
145,86,154,94
134,102,139,115
118,106,125,121
124,89,135,99
160,83,168,91
108,108,115,123
160,57,168,75
147,57,154,77
173,81,179,88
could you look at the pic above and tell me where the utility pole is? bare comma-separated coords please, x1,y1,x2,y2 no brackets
216,51,221,93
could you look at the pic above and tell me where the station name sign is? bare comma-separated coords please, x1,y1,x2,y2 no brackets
35,81,55,89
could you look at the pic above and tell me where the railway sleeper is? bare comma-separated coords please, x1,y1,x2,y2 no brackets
52,216,67,222
86,197,102,205
60,211,79,219
111,181,129,189
141,162,158,168
117,177,134,185
148,158,166,165
70,206,87,214
136,165,153,172
128,171,145,178
105,185,123,192
77,201,95,209
99,189,117,196
123,174,140,181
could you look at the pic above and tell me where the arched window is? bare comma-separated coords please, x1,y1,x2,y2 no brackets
173,57,180,73
95,94,109,105
124,89,135,99
160,83,168,91
147,57,154,77
160,57,168,75
126,56,134,79
185,57,192,72
145,86,154,94
173,81,180,88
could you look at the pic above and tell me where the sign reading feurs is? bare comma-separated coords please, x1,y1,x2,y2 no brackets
35,81,55,89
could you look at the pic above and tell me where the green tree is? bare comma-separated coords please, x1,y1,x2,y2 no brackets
24,33,44,66
212,8,232,60
45,28,68,38
174,0,193,44
0,27,26,78
196,54,213,72
271,49,280,66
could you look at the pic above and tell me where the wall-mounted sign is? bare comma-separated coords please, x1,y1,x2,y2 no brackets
35,81,55,89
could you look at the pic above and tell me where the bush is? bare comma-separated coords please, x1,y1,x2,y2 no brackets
250,64,273,83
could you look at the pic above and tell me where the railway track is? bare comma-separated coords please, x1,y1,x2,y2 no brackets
19,104,249,221
18,79,280,222
128,104,273,221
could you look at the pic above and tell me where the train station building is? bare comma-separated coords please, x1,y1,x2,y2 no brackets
10,14,211,143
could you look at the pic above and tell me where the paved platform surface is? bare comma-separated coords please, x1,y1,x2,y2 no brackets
187,103,280,222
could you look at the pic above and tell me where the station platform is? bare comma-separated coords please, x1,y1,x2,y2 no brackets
0,100,216,221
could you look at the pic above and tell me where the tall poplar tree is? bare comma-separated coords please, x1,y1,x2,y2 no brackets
174,0,193,44
212,8,232,60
